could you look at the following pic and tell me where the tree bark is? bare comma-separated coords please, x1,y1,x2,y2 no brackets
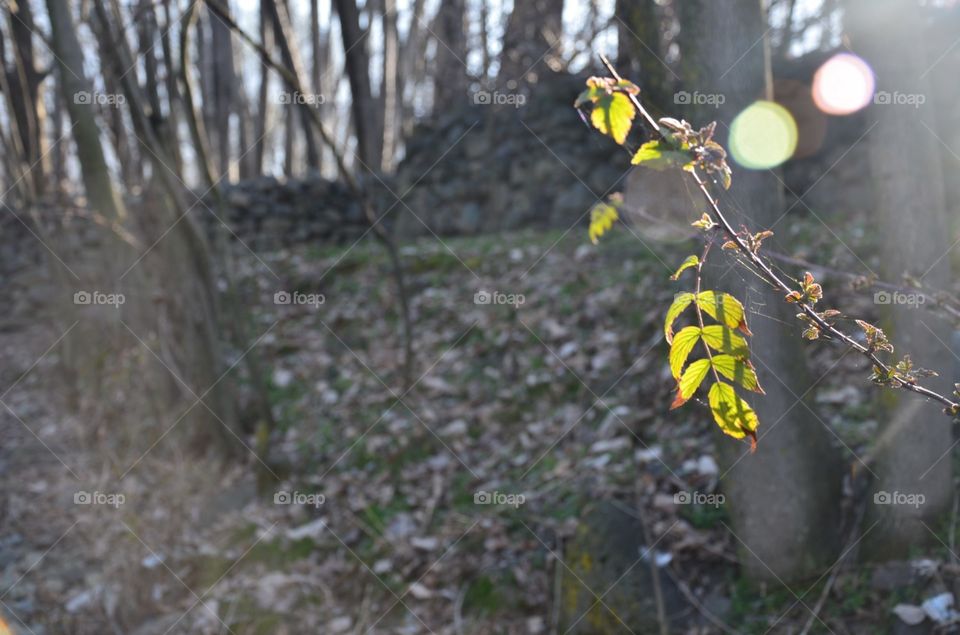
497,0,563,86
264,0,321,174
433,0,467,105
616,0,671,112
676,0,842,583
381,0,399,172
845,0,954,559
333,0,379,167
4,0,48,198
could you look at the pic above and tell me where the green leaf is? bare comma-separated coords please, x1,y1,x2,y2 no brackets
711,354,763,393
588,201,619,245
664,292,695,343
670,255,699,281
630,140,691,170
574,85,604,108
697,291,751,335
708,381,759,444
671,358,711,409
669,326,701,379
701,324,750,358
591,92,634,145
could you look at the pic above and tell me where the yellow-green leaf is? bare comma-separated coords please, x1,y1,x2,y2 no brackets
708,381,759,443
574,85,603,108
697,291,751,335
669,326,701,379
671,358,711,409
591,92,634,145
701,324,749,358
588,201,619,244
711,354,763,394
670,255,699,281
630,139,691,170
664,292,695,344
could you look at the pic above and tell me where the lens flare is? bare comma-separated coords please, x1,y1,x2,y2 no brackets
812,53,875,115
729,101,798,170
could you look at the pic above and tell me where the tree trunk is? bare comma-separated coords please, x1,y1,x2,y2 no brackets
264,0,321,173
845,0,955,559
676,0,842,583
399,0,426,139
4,0,47,198
615,0,671,112
309,0,324,173
497,0,563,86
254,0,271,174
46,0,126,222
433,0,467,105
381,0,399,172
210,0,237,179
333,0,379,167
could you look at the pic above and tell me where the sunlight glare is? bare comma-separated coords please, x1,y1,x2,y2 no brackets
729,101,798,170
811,53,875,115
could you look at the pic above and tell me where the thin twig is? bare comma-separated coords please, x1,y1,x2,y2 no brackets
598,54,960,415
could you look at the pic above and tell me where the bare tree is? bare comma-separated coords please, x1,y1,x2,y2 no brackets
333,0,380,168
2,0,49,199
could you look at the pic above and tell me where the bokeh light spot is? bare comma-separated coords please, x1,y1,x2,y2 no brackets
729,101,798,170
812,53,875,115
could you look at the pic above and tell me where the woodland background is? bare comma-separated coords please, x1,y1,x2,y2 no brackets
0,0,960,632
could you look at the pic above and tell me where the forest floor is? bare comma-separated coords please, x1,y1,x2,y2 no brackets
0,221,957,634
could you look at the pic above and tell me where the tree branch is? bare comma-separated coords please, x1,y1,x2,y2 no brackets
598,54,959,415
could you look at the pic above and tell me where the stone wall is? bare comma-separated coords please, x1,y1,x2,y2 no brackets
201,72,627,247
194,29,960,248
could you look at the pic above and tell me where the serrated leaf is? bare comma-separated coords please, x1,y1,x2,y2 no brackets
591,92,634,145
697,291,751,335
664,292,695,344
630,140,691,170
670,255,699,281
669,326,701,379
711,354,763,393
588,201,619,244
708,381,759,444
671,358,711,409
701,324,750,358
